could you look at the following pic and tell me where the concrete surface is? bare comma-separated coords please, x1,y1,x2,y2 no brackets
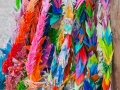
0,0,15,48
110,0,120,90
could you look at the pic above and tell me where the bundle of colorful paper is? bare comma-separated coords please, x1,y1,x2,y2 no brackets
0,0,113,90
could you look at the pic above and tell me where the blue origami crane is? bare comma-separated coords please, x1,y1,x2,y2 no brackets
102,28,112,46
0,39,11,89
55,65,64,86
90,63,98,76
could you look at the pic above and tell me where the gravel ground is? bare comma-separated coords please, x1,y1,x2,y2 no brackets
0,0,15,48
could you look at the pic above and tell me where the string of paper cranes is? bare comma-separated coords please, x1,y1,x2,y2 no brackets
0,0,113,90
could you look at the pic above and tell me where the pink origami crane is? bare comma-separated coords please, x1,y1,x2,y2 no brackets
75,0,84,9
101,0,109,10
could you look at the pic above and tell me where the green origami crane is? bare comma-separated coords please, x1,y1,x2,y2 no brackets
87,54,98,69
86,2,93,18
85,21,96,38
